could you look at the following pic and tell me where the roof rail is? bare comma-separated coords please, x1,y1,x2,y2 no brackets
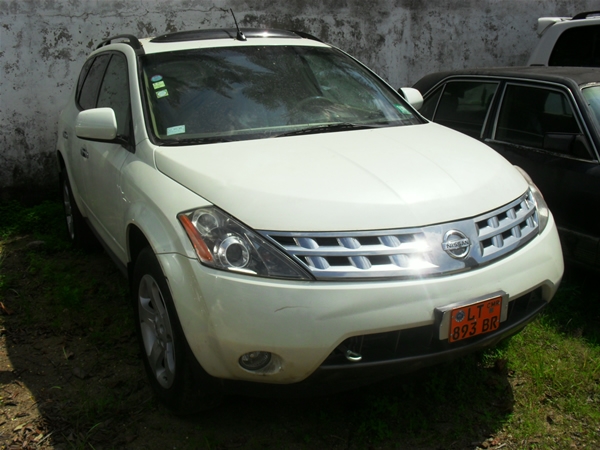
94,28,320,50
96,34,144,54
291,30,323,42
572,11,600,20
151,28,304,43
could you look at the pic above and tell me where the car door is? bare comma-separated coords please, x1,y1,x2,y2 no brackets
81,52,133,262
486,82,598,240
68,54,111,214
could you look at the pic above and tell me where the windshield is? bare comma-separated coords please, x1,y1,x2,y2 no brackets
582,85,600,127
141,45,421,144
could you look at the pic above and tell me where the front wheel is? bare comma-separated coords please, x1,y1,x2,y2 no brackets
60,170,94,248
132,247,221,413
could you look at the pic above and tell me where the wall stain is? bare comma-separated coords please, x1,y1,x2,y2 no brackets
136,21,158,37
0,0,596,192
40,27,74,62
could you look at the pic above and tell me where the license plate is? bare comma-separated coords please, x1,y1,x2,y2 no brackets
448,295,503,343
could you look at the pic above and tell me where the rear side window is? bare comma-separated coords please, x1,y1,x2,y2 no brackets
426,81,498,138
77,54,111,110
549,25,600,67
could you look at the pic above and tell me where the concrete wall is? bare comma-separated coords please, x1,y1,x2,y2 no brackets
0,0,596,196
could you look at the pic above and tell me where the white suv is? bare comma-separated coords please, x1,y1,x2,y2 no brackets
56,28,564,412
528,11,600,66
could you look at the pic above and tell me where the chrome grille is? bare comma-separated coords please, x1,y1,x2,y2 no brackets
476,189,539,260
260,190,539,280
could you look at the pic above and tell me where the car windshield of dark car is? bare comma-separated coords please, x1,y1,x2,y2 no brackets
141,45,421,144
582,85,600,127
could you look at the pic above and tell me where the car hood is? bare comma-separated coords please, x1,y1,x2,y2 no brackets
155,123,527,231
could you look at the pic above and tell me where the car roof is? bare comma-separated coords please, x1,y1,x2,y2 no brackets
94,28,328,56
413,66,600,95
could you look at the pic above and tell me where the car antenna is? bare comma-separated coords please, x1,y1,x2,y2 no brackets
230,9,246,41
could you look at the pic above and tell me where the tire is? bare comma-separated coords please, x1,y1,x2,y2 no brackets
60,170,95,248
132,246,222,413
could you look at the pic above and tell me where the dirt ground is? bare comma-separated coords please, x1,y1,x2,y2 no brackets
0,237,145,449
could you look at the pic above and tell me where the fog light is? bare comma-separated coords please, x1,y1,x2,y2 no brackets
239,351,272,371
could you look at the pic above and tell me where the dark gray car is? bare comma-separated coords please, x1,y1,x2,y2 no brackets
414,66,600,269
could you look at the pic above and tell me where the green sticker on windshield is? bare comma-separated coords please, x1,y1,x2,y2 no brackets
156,89,169,99
153,80,166,89
395,104,410,114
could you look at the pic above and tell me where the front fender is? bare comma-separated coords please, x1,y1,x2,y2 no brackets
122,156,212,265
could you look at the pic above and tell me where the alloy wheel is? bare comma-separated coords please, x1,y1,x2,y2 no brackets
137,274,176,389
62,180,75,241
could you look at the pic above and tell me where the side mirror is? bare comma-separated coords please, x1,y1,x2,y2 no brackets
542,132,574,153
76,108,118,141
572,134,593,159
543,132,592,159
399,87,423,111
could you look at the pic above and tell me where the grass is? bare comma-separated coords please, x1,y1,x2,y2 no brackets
0,199,131,333
0,198,598,449
499,276,600,448
0,199,67,246
0,198,140,447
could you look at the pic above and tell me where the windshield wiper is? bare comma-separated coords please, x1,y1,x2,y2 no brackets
276,122,385,137
160,136,233,146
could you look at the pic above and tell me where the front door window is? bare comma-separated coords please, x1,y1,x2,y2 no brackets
424,81,498,138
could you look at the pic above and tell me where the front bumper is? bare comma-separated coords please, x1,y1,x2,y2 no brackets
158,215,563,385
222,289,546,396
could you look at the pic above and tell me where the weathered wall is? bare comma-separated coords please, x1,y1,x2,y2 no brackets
0,0,596,196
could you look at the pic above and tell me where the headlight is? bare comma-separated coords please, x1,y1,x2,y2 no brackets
514,166,550,233
178,207,312,280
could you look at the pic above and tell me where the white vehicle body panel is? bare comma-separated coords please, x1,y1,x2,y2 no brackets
155,123,526,231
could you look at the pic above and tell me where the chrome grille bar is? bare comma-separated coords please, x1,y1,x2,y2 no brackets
476,191,539,260
260,190,539,280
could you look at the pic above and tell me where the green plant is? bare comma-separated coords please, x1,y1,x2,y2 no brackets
1,200,61,236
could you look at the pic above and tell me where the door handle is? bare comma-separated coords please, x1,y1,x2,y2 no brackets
80,148,89,159
62,131,68,139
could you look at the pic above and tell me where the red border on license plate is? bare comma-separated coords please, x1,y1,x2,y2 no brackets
448,296,503,343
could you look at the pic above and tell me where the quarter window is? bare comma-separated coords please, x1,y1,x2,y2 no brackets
78,54,111,110
75,58,95,102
